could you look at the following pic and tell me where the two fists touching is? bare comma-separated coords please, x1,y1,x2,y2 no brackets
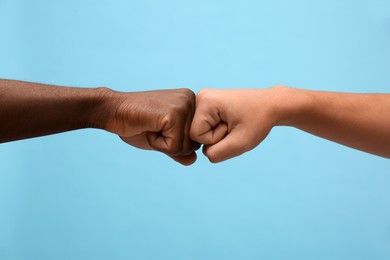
103,87,287,165
102,86,390,164
1,79,389,163
0,79,278,164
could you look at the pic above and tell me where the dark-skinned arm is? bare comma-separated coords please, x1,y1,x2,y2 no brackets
0,79,198,165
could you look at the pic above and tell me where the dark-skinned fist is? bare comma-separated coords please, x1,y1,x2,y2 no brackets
103,88,198,165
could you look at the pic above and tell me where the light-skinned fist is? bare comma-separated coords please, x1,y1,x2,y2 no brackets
190,87,288,163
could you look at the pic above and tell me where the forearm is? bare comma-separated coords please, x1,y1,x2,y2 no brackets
276,86,390,158
0,79,112,143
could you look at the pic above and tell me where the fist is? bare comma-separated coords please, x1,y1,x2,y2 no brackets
105,88,198,165
190,88,282,163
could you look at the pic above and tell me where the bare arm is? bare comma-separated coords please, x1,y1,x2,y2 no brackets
0,79,107,142
279,87,390,159
0,79,198,165
190,86,390,163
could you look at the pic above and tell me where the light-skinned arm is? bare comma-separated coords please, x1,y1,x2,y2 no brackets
0,79,198,165
190,86,390,163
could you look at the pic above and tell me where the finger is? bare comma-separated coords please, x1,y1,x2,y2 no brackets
147,122,184,155
202,127,253,163
197,122,228,145
181,93,197,155
169,151,197,166
190,105,228,145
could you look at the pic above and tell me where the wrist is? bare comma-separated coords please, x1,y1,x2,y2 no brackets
270,85,312,127
85,87,121,131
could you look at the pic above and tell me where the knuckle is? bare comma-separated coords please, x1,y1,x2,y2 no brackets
177,88,195,105
180,88,196,98
189,128,198,142
196,88,217,106
161,113,174,127
197,88,209,98
169,106,188,121
169,99,193,115
166,141,181,155
203,146,217,163
206,150,219,163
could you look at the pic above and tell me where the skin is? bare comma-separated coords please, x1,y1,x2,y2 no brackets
1,79,389,165
190,86,390,163
0,79,198,165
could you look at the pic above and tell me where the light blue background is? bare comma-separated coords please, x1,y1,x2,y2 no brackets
1,0,390,259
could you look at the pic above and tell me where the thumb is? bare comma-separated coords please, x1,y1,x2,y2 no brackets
190,103,228,145
146,129,183,155
190,121,228,146
202,126,255,163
